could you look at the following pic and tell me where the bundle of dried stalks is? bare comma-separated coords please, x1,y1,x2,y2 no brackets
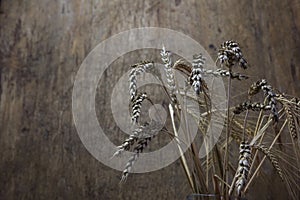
113,42,300,200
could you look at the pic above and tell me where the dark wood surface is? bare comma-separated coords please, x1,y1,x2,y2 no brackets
0,0,299,199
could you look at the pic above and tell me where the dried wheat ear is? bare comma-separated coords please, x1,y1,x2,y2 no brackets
234,141,251,197
161,46,176,93
218,40,248,69
189,54,206,95
129,61,153,102
248,79,279,122
131,92,147,125
119,121,161,182
283,101,298,139
253,144,284,181
233,101,271,114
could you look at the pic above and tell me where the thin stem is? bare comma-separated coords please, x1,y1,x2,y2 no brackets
222,68,232,198
243,110,249,141
203,90,211,189
244,119,288,193
214,174,231,189
169,104,195,193
253,98,268,135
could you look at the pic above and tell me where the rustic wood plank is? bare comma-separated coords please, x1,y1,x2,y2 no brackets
0,0,299,199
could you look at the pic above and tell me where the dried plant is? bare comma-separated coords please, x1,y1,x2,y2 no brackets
253,144,284,180
234,141,252,197
189,54,206,95
117,121,161,182
114,42,300,199
131,92,148,124
249,79,279,122
284,102,298,139
129,61,154,101
233,101,271,114
113,122,149,157
203,68,248,80
121,136,153,182
217,40,248,69
161,46,176,94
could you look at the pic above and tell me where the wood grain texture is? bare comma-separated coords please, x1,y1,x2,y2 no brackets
0,0,299,199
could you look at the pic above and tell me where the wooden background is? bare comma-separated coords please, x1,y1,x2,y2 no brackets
0,0,299,199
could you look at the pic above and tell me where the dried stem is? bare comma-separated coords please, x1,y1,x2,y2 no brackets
169,104,195,192
244,119,288,193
